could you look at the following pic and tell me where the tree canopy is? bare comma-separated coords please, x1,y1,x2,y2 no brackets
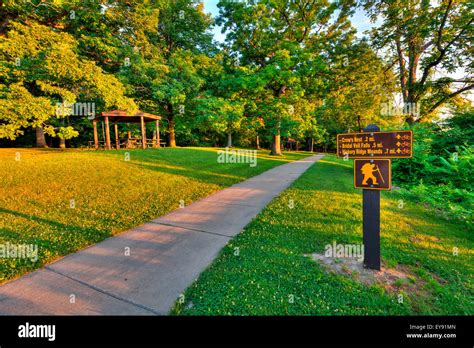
0,0,471,150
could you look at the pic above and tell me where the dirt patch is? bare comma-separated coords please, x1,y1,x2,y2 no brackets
306,252,430,296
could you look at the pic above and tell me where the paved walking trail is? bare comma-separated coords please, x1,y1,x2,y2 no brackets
0,154,324,315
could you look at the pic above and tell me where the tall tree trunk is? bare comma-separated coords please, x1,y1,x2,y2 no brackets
270,85,286,156
256,135,260,150
395,36,408,103
270,133,282,156
59,138,66,149
168,118,176,147
227,131,232,148
167,104,176,148
35,126,47,148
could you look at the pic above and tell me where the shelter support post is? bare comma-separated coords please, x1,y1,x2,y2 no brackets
115,123,119,150
155,120,160,148
104,116,111,150
141,116,147,149
93,119,99,150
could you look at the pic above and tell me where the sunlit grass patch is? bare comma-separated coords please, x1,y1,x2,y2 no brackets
173,155,473,315
0,147,312,283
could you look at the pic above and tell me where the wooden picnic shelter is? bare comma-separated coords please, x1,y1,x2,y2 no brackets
92,110,162,150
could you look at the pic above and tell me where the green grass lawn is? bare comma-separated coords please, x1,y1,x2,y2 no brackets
0,147,312,283
172,155,474,315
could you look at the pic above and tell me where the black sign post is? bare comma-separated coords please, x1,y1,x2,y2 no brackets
362,124,381,270
336,124,413,270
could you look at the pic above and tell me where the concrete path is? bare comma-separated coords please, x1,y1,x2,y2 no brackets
0,154,324,315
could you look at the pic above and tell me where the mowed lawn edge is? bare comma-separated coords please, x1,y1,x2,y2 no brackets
172,155,474,315
0,147,313,284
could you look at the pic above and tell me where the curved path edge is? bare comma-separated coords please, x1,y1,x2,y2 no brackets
0,154,325,315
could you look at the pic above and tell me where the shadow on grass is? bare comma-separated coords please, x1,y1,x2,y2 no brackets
0,208,110,250
95,148,315,187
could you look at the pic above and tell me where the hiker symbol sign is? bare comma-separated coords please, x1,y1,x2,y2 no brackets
354,159,391,190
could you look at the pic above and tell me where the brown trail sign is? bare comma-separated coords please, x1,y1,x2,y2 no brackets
336,125,413,271
337,130,412,158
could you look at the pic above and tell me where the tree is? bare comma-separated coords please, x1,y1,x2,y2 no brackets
361,0,473,122
0,1,136,147
115,0,214,147
190,52,250,147
315,39,398,137
0,83,54,141
217,0,353,155
193,94,245,147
